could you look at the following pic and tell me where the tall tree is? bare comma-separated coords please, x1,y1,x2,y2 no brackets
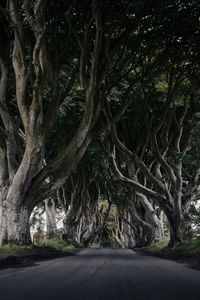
108,72,200,246
1,0,158,245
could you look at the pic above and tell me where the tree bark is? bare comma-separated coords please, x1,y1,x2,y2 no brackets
0,194,31,245
45,198,57,239
166,212,182,247
83,202,111,248
63,217,77,241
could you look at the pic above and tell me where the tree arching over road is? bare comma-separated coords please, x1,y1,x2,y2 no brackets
0,0,199,247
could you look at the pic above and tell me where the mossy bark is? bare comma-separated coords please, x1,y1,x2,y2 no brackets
0,200,31,245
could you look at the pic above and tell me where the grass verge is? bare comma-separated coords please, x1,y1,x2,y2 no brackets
0,243,32,261
142,238,169,252
142,237,200,256
0,238,81,263
168,238,200,256
140,237,200,270
39,237,76,253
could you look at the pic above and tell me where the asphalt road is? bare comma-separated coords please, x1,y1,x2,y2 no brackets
0,248,200,300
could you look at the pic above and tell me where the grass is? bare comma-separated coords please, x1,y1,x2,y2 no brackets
142,238,169,252
170,238,200,255
40,237,76,253
0,243,32,261
0,238,81,262
68,239,82,249
90,242,100,248
142,237,200,257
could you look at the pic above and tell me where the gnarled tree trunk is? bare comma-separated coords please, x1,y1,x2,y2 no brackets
0,193,31,245
45,198,57,239
166,211,183,247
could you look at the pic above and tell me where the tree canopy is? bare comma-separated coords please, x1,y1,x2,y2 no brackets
0,0,200,248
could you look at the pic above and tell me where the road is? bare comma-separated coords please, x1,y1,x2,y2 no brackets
0,248,200,300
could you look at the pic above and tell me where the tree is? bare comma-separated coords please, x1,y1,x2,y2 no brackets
45,198,57,239
1,0,198,246
0,0,152,245
108,70,200,246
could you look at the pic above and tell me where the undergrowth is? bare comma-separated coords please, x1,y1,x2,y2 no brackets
142,237,200,256
142,238,169,251
0,238,81,261
0,243,32,261
40,237,76,253
170,238,200,255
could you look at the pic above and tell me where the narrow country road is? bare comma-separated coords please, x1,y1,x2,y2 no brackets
0,248,200,300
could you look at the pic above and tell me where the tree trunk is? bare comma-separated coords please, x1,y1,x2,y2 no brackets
154,210,165,238
167,215,182,247
0,198,31,245
63,216,77,241
45,198,57,239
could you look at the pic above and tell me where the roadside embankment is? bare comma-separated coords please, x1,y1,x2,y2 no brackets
0,238,82,269
135,238,200,270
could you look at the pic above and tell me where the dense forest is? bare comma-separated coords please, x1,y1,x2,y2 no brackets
0,0,200,251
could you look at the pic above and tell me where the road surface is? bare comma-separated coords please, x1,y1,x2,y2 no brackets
0,248,200,300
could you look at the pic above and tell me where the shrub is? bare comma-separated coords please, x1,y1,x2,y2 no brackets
41,237,75,253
